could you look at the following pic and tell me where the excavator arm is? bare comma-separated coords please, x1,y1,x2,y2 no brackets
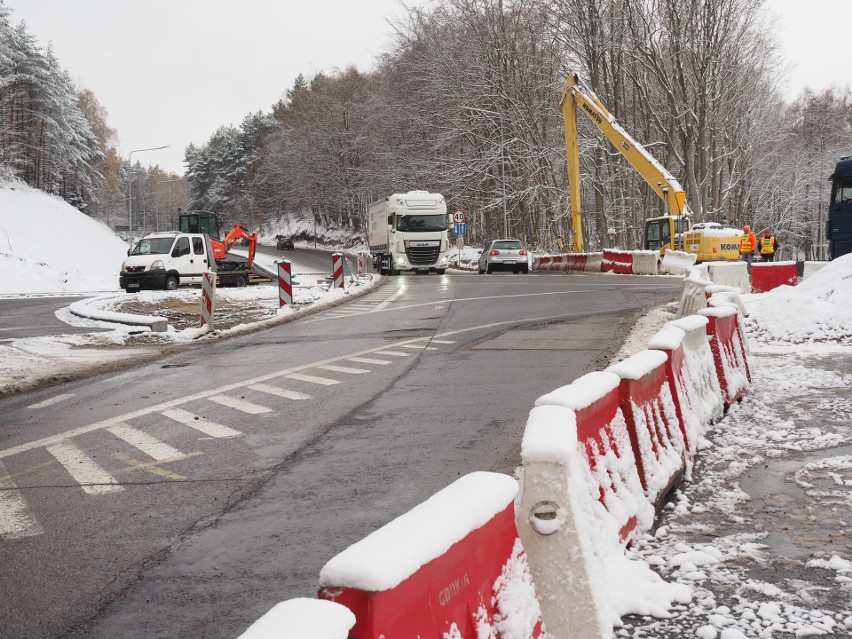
561,73,690,252
221,224,258,267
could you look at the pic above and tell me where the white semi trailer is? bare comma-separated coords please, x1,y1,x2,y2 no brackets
368,191,451,275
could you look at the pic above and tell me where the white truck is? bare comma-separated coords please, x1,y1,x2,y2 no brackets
368,191,451,275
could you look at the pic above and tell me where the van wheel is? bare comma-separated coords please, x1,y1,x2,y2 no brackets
164,276,178,291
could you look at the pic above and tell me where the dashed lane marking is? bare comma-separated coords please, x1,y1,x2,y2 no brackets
248,384,312,400
317,365,370,375
161,409,243,438
285,373,341,386
27,393,75,410
106,423,185,461
348,357,392,366
46,442,123,495
0,461,44,539
207,395,273,415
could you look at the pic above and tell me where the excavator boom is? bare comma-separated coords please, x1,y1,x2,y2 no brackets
221,224,258,268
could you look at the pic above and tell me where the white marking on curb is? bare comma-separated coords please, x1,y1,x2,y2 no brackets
207,395,272,414
348,357,392,366
46,442,123,495
27,393,75,410
106,424,184,461
161,409,242,438
286,373,341,386
318,365,370,375
0,461,44,539
248,384,312,400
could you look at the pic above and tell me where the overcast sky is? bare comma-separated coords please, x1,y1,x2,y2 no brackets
6,0,851,175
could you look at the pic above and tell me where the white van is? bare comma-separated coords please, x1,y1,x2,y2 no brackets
120,232,215,292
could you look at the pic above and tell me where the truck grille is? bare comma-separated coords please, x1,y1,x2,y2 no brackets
406,245,440,265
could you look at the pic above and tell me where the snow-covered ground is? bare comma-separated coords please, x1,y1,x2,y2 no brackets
2,181,850,636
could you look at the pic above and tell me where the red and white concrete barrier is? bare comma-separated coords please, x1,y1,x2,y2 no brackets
666,314,724,425
200,270,216,330
750,260,797,293
699,306,751,408
332,253,344,289
357,251,365,276
236,599,355,639
277,260,293,307
607,350,687,507
318,472,545,639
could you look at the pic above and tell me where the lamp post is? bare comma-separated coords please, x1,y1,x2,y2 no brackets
127,145,169,247
463,106,508,238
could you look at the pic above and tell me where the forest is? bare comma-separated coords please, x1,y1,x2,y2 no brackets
2,0,850,259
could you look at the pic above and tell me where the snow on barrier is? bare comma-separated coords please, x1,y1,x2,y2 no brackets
631,250,659,275
277,260,292,307
318,472,545,639
750,260,797,293
332,253,344,289
534,372,653,546
660,249,696,275
200,270,216,330
647,326,700,470
606,351,687,508
667,314,724,425
676,267,712,318
699,306,751,408
802,260,828,280
236,599,355,639
706,260,749,291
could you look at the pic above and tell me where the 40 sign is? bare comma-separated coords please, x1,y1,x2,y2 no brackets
452,210,466,224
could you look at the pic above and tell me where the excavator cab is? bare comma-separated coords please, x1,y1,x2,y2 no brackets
644,215,689,253
179,210,221,241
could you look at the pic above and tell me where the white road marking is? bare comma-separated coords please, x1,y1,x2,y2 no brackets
285,373,340,386
399,344,437,351
207,395,273,414
430,339,456,344
106,423,184,461
373,286,405,312
0,461,44,539
161,409,242,438
27,393,74,410
348,357,392,366
249,384,312,400
46,442,123,495
317,365,370,374
374,350,410,357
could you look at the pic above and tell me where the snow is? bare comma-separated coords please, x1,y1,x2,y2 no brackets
318,472,518,591
0,180,128,294
534,371,621,410
606,349,667,380
235,598,355,639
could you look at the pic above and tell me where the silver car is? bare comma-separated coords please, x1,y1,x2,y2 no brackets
478,239,529,274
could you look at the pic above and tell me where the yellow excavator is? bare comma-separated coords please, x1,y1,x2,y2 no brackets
561,73,740,262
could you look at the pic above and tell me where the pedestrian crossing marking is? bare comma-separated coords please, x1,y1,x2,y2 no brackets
348,357,392,366
46,441,123,495
373,350,410,357
318,365,370,374
106,423,184,461
207,395,273,414
161,409,242,438
249,384,312,400
286,373,341,386
0,461,44,539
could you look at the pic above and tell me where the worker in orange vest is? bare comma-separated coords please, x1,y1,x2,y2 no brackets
759,227,779,262
740,224,757,271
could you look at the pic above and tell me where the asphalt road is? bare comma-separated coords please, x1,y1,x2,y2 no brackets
0,297,110,342
0,271,682,638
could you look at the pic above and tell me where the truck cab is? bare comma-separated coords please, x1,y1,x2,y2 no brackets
120,232,214,292
828,157,852,259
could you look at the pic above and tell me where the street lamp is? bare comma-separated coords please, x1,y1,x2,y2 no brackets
463,106,508,238
127,145,169,247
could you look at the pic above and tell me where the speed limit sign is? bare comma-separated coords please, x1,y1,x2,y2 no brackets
452,210,466,223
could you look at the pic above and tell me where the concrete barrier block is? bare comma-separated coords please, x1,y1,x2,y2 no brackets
706,261,749,291
237,599,355,639
584,253,603,272
802,260,829,280
666,315,724,425
631,251,659,275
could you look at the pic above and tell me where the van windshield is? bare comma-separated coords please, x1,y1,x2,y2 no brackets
131,238,174,255
395,214,447,232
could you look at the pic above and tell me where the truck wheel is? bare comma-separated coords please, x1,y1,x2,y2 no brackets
435,269,446,275
164,276,178,291
234,274,248,287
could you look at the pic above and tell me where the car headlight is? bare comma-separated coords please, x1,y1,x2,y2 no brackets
150,260,164,270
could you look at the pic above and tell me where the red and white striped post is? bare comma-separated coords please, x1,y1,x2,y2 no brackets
357,251,365,276
332,253,344,289
200,271,216,330
278,259,293,307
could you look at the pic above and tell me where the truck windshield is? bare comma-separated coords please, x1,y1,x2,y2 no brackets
832,177,852,207
131,238,175,255
395,214,447,232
